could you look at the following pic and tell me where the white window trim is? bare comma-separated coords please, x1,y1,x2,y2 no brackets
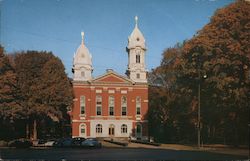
136,96,141,115
121,96,127,116
109,96,115,116
80,95,85,115
79,123,86,137
121,124,128,134
96,124,102,135
96,95,102,116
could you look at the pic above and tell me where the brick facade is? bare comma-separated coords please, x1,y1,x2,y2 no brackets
70,70,148,140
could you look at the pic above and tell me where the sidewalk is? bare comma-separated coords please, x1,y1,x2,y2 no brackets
127,142,249,157
160,144,249,157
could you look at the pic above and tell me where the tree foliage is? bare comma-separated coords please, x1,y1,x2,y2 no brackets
0,49,73,140
148,0,250,145
0,46,22,120
14,51,73,139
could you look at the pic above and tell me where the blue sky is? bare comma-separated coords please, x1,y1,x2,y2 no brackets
0,0,233,78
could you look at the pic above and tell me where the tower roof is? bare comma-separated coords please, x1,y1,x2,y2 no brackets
73,32,92,66
127,16,146,50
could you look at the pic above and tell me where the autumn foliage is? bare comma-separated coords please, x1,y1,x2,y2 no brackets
148,0,250,145
0,48,73,140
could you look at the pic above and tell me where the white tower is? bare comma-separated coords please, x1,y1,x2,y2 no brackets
126,16,147,83
72,32,93,81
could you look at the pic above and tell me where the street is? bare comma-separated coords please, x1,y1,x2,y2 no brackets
0,147,247,160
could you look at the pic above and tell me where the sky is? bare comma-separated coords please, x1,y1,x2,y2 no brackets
0,0,234,78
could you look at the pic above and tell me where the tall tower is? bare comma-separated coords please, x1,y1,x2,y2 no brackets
72,32,93,81
126,16,147,83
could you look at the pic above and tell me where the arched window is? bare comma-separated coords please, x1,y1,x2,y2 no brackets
121,124,127,134
136,73,140,79
80,96,85,115
136,97,141,115
81,71,85,77
96,124,102,134
79,123,86,137
109,96,114,116
136,54,140,63
121,96,127,116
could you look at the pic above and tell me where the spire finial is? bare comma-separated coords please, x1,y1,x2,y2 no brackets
135,16,138,28
81,31,84,44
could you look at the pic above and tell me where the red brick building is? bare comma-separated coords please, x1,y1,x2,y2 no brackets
71,16,148,140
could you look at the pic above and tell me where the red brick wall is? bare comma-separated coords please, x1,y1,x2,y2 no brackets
71,76,148,138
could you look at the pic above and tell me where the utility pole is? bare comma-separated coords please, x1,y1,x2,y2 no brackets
198,77,201,149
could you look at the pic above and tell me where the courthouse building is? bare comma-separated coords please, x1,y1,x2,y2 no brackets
70,17,148,140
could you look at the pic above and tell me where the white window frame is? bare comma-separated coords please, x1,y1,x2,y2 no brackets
136,73,140,79
109,96,115,116
80,95,85,115
109,124,115,136
96,124,102,134
96,95,102,116
79,123,86,137
121,96,127,116
136,54,140,63
121,124,127,134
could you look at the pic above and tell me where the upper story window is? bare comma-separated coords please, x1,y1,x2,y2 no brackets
109,96,115,116
80,96,85,115
136,73,140,79
136,54,140,63
81,71,85,77
121,96,127,116
96,95,102,115
136,97,141,115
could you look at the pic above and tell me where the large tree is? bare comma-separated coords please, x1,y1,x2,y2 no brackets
148,0,250,145
179,0,250,145
0,45,23,139
14,51,73,140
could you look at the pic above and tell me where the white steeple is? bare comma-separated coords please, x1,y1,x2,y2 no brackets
72,32,93,81
127,16,146,50
126,16,147,83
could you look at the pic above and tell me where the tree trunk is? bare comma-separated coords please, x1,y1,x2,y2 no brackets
33,119,37,140
26,122,29,139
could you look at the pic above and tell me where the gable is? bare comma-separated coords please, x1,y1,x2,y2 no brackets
92,72,134,84
98,75,126,83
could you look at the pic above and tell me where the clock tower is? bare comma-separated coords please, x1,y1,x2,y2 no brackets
72,32,93,81
126,16,147,83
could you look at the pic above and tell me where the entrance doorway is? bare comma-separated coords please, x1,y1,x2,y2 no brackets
109,124,115,136
136,124,142,139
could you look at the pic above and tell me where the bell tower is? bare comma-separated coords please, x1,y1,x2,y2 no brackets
72,32,93,81
126,16,147,83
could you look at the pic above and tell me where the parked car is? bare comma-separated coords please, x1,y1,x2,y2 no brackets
44,139,56,147
8,138,32,148
81,138,102,148
72,137,86,147
53,138,73,147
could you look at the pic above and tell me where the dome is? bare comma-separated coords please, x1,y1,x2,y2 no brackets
127,16,146,50
73,32,92,66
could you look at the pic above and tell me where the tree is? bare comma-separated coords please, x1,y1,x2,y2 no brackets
148,0,250,145
179,0,250,145
14,51,73,140
0,45,22,139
